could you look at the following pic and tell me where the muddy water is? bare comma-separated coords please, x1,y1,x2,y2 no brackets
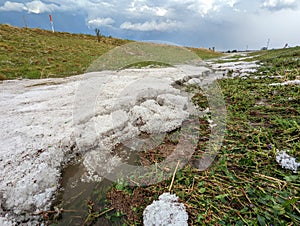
52,144,140,225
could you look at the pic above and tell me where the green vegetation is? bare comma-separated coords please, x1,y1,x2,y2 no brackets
3,23,298,225
0,24,222,80
189,47,224,60
0,24,127,79
95,28,101,43
101,47,299,225
251,47,300,81
86,42,223,72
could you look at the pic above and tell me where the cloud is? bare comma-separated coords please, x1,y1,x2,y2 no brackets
120,20,181,31
0,0,239,18
0,0,59,14
1,0,300,50
128,1,168,17
156,7,168,16
166,0,239,17
0,1,26,12
262,0,298,11
25,0,59,14
187,0,219,16
226,0,239,8
87,18,115,28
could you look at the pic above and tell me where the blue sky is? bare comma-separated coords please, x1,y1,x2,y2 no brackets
0,0,299,50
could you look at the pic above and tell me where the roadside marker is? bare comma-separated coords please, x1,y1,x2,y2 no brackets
49,14,55,33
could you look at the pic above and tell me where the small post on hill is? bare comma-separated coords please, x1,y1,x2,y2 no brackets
95,28,101,42
23,15,28,28
266,38,270,50
49,14,55,33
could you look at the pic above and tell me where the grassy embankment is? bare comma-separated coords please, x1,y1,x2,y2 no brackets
90,47,299,225
0,24,128,80
2,24,299,225
0,24,221,80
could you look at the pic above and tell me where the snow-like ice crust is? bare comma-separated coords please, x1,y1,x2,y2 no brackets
0,66,210,224
269,80,300,86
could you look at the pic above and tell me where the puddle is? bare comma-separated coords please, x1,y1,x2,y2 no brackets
49,123,199,225
50,142,145,225
50,163,114,225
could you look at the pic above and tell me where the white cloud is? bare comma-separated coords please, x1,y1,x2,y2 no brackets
262,0,298,10
128,1,168,17
87,18,115,28
120,20,180,31
0,0,238,17
0,0,59,14
175,0,239,17
155,7,168,16
25,0,58,14
0,1,26,12
186,0,216,16
55,0,116,13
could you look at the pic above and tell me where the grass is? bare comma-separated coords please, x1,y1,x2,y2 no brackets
97,47,299,225
250,47,300,81
86,42,223,72
189,47,224,60
0,24,128,79
4,23,298,225
0,24,222,80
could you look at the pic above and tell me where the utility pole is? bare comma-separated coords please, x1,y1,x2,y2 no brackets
49,14,55,33
23,15,28,28
266,38,270,50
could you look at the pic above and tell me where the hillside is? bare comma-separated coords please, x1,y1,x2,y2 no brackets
0,25,299,225
0,24,128,80
0,24,222,80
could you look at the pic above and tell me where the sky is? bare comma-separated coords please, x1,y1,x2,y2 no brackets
0,0,299,51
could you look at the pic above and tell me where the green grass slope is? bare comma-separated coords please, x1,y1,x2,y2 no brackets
0,24,222,80
0,24,127,79
251,47,300,81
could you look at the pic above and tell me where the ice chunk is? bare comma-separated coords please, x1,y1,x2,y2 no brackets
276,151,300,173
143,193,188,226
